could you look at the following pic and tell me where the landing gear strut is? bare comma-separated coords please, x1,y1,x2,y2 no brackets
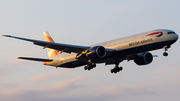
163,45,170,56
84,63,96,71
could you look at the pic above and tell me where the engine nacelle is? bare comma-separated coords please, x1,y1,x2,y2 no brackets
134,52,153,65
86,46,106,60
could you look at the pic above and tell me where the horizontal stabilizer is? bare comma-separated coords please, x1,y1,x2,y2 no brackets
18,57,53,62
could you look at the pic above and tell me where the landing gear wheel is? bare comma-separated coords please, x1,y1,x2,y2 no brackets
87,65,91,70
163,52,168,56
116,67,120,72
84,62,96,71
110,66,123,74
163,45,170,57
92,63,96,67
84,66,88,70
119,67,123,71
111,69,114,73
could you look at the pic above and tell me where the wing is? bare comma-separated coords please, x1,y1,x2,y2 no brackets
3,35,90,53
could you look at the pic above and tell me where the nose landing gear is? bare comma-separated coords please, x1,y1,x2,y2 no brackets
163,45,170,57
163,52,168,56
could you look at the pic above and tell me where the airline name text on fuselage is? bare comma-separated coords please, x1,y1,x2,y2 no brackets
129,38,153,47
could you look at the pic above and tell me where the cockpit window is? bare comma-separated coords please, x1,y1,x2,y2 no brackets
167,32,175,34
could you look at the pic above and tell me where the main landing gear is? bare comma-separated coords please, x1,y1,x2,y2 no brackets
163,45,170,57
84,62,123,74
84,63,96,70
110,66,123,74
110,60,123,74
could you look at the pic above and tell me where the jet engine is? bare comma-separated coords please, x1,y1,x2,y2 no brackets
134,52,153,65
86,46,106,60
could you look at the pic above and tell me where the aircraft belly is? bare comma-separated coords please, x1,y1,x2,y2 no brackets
57,60,87,68
50,53,86,68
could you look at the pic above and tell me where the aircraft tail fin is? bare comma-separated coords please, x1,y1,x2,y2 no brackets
43,31,59,57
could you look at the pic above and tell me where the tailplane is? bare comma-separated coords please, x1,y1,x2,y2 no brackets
43,31,59,57
18,57,53,62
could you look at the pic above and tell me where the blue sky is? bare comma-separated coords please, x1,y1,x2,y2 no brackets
0,0,180,101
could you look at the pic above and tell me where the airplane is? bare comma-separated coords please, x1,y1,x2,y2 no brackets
3,29,178,74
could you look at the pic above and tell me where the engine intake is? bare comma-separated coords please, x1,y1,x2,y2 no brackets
134,52,153,65
86,46,106,60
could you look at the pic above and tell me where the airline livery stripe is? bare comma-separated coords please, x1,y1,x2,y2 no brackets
146,32,163,36
44,35,54,42
49,50,59,57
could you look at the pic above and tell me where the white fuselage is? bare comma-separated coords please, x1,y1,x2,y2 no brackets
47,29,178,68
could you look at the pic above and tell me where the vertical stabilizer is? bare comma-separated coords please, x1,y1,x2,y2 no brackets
43,31,59,58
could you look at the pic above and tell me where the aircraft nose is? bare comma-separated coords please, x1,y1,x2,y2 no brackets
171,33,179,44
175,33,179,41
